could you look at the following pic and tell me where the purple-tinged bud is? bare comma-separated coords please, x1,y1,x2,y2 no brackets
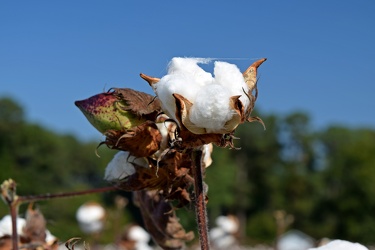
75,90,150,134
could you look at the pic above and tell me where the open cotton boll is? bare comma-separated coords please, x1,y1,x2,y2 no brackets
104,151,149,181
167,57,212,83
0,215,26,237
154,58,213,121
214,61,250,108
309,240,368,250
153,57,254,134
190,84,233,132
76,202,105,234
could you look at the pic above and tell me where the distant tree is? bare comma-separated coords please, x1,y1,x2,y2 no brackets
315,126,375,243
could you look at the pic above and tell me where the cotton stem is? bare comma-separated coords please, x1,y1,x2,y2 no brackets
191,147,210,250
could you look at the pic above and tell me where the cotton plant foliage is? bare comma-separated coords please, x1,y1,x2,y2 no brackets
76,57,266,249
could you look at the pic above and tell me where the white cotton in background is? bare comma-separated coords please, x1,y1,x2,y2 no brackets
45,229,57,244
153,57,249,133
127,225,153,250
127,225,151,243
309,240,369,250
104,151,149,181
215,216,239,234
76,202,105,234
0,215,26,237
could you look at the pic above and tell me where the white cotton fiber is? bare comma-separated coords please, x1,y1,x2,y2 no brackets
76,203,105,234
153,57,249,133
214,61,250,108
0,215,26,237
104,151,148,181
309,240,369,250
190,84,233,131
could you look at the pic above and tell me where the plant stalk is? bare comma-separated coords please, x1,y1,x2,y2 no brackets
191,148,210,250
10,202,19,250
17,186,117,203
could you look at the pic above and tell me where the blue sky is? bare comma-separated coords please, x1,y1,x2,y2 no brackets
1,1,374,141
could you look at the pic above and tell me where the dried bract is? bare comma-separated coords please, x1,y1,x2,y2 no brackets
134,190,194,250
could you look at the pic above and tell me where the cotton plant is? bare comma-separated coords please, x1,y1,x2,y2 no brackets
75,57,266,250
0,204,58,249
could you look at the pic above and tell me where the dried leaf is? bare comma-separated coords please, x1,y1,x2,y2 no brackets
134,190,194,250
243,58,267,91
103,121,162,157
23,203,47,244
116,150,194,207
112,88,162,120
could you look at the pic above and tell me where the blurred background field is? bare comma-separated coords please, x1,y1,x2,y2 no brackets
1,97,375,248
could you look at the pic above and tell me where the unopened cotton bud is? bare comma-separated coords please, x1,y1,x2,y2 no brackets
75,88,161,134
75,92,143,134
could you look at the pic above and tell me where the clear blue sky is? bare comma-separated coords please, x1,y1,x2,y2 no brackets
1,1,374,141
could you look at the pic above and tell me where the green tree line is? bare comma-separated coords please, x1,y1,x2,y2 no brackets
1,97,375,245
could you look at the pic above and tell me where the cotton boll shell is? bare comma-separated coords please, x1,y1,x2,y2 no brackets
104,151,149,181
76,202,106,234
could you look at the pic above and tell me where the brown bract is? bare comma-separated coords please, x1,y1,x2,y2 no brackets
134,190,194,250
111,88,162,121
103,121,162,158
115,149,195,208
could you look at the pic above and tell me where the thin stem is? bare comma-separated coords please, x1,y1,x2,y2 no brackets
17,186,117,203
191,148,210,250
10,203,19,250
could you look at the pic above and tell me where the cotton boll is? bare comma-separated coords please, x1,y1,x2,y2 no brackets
215,215,239,234
76,202,105,234
168,57,212,85
214,61,250,108
104,151,149,181
155,58,213,121
0,215,26,237
189,84,233,132
309,240,368,250
127,225,151,243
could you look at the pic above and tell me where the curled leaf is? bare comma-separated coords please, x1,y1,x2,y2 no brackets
134,190,194,250
103,121,162,157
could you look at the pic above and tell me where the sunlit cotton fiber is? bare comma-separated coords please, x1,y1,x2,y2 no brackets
309,240,369,250
104,151,149,181
153,57,249,133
